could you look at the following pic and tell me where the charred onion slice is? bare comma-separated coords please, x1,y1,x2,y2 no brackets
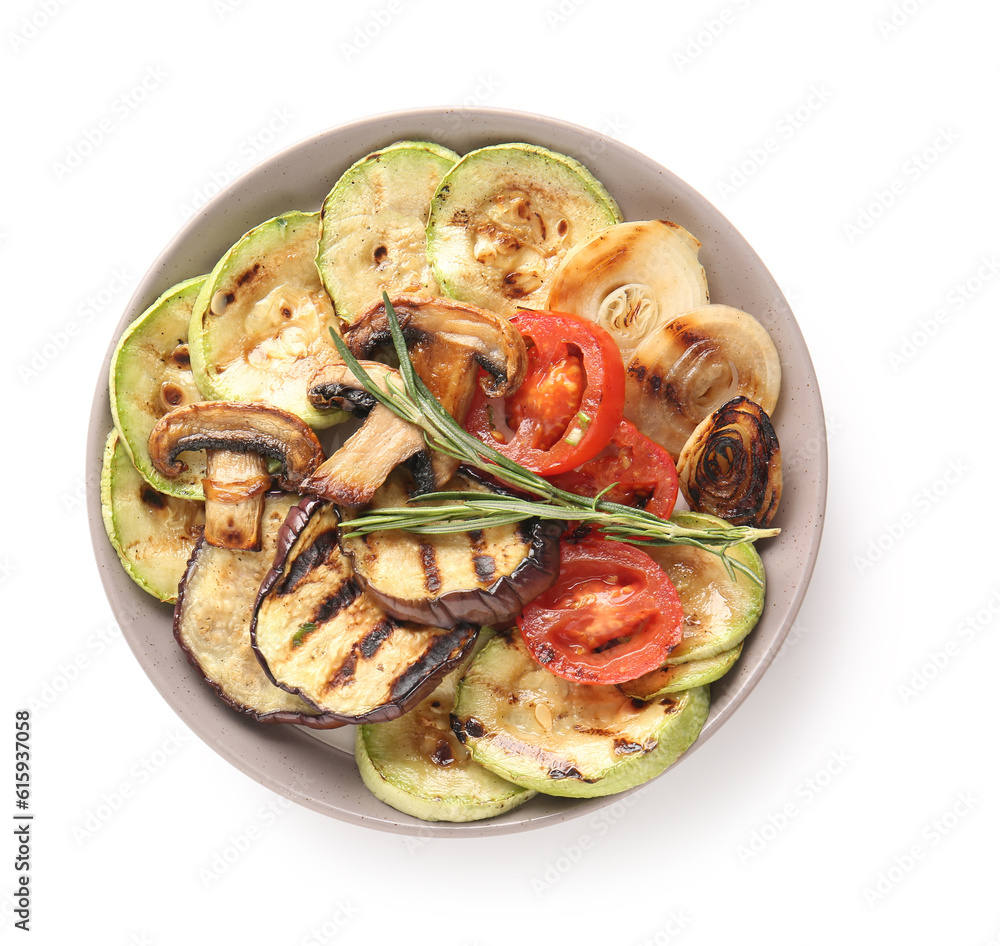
148,400,324,550
251,498,477,724
174,493,343,728
677,396,782,527
545,220,710,363
624,304,781,458
304,361,432,505
100,431,204,603
340,470,562,629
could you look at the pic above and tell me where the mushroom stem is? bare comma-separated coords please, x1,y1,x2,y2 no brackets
202,451,270,550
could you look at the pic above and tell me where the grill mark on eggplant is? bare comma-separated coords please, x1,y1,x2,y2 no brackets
273,527,341,597
417,540,443,593
466,529,496,584
314,576,362,624
359,618,394,659
389,630,468,703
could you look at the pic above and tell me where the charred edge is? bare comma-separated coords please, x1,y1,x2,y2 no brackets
273,527,341,597
167,435,288,471
613,737,656,756
314,576,362,624
418,541,443,593
406,451,438,496
307,382,377,417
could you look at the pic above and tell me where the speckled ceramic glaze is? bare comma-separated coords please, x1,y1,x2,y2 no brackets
87,107,827,836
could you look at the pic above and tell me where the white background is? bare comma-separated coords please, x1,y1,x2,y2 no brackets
4,0,999,942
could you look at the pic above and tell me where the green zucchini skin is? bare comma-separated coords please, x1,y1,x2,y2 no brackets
188,210,346,429
356,649,536,822
451,631,710,799
648,511,765,665
174,492,343,728
426,142,623,317
109,274,207,500
316,140,459,325
251,498,477,724
620,644,743,700
100,430,205,603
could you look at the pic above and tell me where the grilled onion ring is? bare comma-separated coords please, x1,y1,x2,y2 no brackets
676,396,782,527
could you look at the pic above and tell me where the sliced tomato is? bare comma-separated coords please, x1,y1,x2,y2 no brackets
464,311,625,476
551,420,679,520
517,537,683,685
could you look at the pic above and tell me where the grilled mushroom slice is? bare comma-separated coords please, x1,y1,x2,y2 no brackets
148,401,324,550
342,294,528,483
676,396,782,527
303,361,432,506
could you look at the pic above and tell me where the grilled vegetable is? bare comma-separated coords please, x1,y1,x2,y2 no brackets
426,143,622,316
355,645,536,822
251,498,477,724
341,470,562,629
620,644,743,700
645,512,764,664
451,630,710,798
174,493,343,728
316,141,459,324
100,430,204,603
147,401,324,550
625,304,781,458
189,211,345,428
677,396,782,527
304,361,434,505
546,220,710,363
110,275,207,499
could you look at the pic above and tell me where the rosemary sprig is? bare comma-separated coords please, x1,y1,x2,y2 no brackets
327,293,779,584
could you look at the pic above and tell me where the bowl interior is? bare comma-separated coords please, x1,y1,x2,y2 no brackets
87,106,826,836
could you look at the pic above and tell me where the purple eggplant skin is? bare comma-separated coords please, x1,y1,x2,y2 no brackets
172,495,345,730
351,517,564,629
251,497,478,725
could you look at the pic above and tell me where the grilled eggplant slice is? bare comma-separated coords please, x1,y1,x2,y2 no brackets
646,512,765,664
341,470,562,628
189,211,346,428
174,493,342,728
110,274,207,499
426,143,622,316
452,630,710,798
356,645,536,822
252,498,477,724
100,430,204,603
316,140,459,324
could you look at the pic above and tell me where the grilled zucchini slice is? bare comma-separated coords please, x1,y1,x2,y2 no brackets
452,630,710,798
426,143,622,316
316,140,459,324
100,430,204,603
620,644,743,700
251,498,476,724
174,492,342,727
110,275,207,499
356,648,536,822
189,211,345,428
